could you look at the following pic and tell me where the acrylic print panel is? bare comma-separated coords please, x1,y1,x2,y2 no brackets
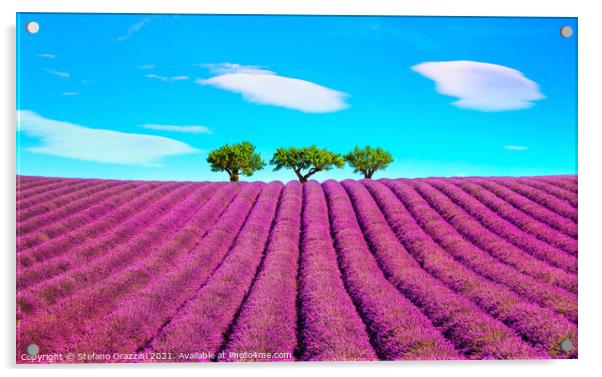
16,13,577,363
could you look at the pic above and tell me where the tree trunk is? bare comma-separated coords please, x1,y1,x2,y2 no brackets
230,171,239,182
294,169,306,184
365,172,373,179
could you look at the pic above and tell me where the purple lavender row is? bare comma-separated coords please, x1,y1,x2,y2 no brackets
451,178,577,256
18,180,124,222
17,178,100,210
17,183,214,317
18,179,149,223
394,179,577,320
17,183,182,258
473,179,577,238
17,180,137,236
493,178,578,223
296,181,377,361
149,183,282,360
16,176,65,192
17,175,53,187
16,182,187,270
533,175,576,182
17,178,95,204
16,182,200,290
422,179,577,275
380,180,577,357
17,183,243,355
221,181,302,361
440,181,577,292
348,180,540,359
17,182,162,253
70,183,262,356
532,176,577,193
17,175,49,183
323,180,461,360
515,178,577,208
17,177,89,199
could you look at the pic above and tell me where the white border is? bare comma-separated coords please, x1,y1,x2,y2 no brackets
2,1,601,377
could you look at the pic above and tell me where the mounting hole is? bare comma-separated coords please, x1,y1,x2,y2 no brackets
560,26,573,39
26,343,40,356
26,21,40,34
560,338,574,353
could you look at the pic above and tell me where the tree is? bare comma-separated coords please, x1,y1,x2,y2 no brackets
270,146,344,183
344,146,393,179
207,141,265,182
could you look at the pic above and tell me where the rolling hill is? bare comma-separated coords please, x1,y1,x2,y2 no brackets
16,174,578,362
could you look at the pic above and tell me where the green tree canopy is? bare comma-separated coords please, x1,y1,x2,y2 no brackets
206,141,265,182
270,146,345,183
344,146,393,179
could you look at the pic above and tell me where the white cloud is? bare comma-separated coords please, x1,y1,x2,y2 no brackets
115,16,154,41
37,53,55,59
411,61,544,111
61,92,79,96
81,78,98,85
17,110,201,166
503,145,529,151
141,124,212,134
145,74,189,82
196,63,349,113
138,64,156,69
199,63,272,75
43,68,70,79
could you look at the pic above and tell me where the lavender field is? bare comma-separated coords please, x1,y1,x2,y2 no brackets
16,175,578,362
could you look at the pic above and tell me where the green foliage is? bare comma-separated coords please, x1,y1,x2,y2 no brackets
270,145,345,183
206,141,265,182
344,146,393,179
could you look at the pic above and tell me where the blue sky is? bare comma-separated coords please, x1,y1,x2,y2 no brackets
16,14,577,182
